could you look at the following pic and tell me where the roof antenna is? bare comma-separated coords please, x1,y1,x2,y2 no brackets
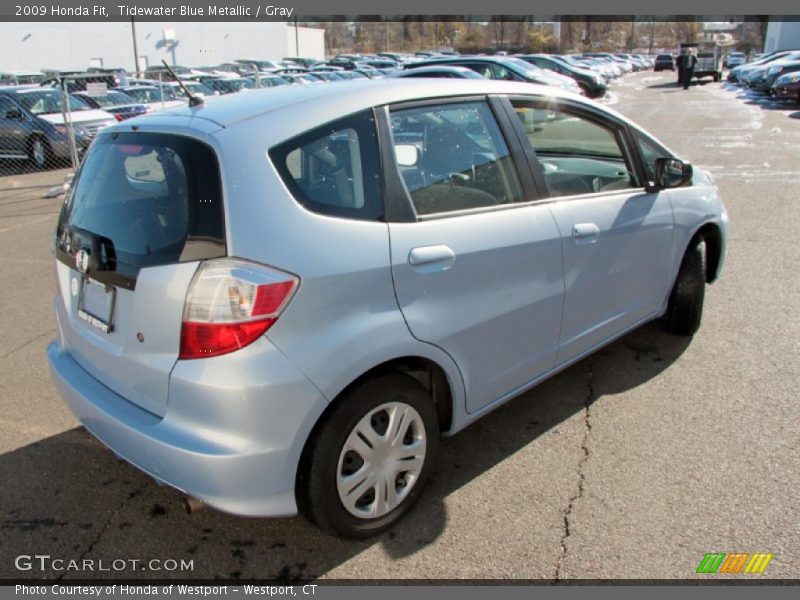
160,60,204,107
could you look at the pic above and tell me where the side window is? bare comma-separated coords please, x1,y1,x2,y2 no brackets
270,110,383,220
0,97,15,115
511,101,636,197
636,133,672,182
489,64,518,81
388,101,524,216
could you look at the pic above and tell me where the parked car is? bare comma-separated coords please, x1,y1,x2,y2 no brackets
234,59,284,72
564,55,619,80
517,54,608,98
408,56,581,93
771,70,800,101
724,52,747,68
283,57,322,69
160,80,216,98
390,66,485,79
86,67,130,87
309,71,345,82
727,50,798,84
242,74,290,88
0,86,115,167
143,65,204,81
72,90,148,121
117,85,187,110
0,71,46,86
202,78,256,95
654,54,676,71
47,79,727,538
744,54,800,92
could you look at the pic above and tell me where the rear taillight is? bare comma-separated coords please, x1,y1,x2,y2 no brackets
114,114,125,122
179,258,299,360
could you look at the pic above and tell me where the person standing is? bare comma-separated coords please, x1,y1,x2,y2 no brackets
677,49,698,90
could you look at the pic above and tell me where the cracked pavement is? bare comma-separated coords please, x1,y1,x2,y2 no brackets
1,71,798,581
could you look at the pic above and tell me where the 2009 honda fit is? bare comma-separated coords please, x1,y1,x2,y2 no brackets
48,79,727,537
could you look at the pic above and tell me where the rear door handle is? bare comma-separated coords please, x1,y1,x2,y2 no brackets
572,223,600,245
408,245,456,271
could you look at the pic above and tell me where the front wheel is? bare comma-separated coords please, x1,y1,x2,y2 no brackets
299,373,439,538
665,240,706,336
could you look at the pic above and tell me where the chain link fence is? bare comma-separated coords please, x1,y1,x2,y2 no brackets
0,73,119,199
0,63,276,195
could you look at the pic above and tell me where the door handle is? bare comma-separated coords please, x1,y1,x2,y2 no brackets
408,245,456,271
572,223,600,245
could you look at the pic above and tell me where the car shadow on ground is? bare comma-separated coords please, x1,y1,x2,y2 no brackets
0,323,690,581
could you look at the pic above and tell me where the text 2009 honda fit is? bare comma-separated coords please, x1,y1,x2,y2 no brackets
48,79,727,537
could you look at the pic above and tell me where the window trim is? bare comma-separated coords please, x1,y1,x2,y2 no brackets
268,108,385,222
503,95,648,202
379,95,533,221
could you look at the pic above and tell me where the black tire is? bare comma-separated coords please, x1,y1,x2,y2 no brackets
298,373,439,538
28,135,53,170
665,240,707,336
577,82,591,96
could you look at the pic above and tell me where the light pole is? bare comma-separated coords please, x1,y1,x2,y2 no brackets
130,18,140,76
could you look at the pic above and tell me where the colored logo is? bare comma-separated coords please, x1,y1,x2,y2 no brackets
696,552,774,574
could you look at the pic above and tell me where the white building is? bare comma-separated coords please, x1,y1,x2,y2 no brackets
764,20,800,53
0,22,325,73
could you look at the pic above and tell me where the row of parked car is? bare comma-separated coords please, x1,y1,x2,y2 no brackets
1,51,653,171
725,49,800,101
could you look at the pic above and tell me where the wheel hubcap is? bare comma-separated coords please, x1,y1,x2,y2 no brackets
336,402,426,519
32,140,45,165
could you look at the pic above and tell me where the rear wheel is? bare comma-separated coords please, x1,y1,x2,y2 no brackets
299,373,439,538
577,82,591,96
665,240,706,336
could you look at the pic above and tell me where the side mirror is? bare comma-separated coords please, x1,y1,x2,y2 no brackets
5,109,24,120
394,144,419,167
646,158,693,192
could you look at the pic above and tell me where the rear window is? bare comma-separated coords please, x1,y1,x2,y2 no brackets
56,132,225,288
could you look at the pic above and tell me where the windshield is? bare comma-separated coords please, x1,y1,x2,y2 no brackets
16,90,90,115
503,57,543,74
84,91,135,107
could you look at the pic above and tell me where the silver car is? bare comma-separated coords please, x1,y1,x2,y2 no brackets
48,80,727,538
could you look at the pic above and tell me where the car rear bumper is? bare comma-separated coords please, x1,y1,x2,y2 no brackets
47,334,329,517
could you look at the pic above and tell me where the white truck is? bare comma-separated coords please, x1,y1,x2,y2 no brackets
679,42,723,82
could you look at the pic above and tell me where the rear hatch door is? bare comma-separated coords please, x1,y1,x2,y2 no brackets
54,130,226,417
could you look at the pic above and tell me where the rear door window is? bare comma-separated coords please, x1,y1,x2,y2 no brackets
388,101,524,216
56,132,225,287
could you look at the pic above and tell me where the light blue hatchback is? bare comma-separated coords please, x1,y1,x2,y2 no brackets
48,79,727,537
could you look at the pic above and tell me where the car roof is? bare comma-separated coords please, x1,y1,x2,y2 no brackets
1,87,58,94
131,78,580,131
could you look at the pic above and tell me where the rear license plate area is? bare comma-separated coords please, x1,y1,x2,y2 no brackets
77,277,116,333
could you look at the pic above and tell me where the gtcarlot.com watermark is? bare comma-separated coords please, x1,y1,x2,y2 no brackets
15,554,194,573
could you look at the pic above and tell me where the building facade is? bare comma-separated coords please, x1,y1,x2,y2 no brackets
764,20,800,53
0,22,325,73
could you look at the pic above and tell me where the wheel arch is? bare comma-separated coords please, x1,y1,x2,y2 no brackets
690,222,723,283
294,354,458,503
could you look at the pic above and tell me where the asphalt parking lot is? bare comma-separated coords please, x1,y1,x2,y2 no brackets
1,70,798,581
